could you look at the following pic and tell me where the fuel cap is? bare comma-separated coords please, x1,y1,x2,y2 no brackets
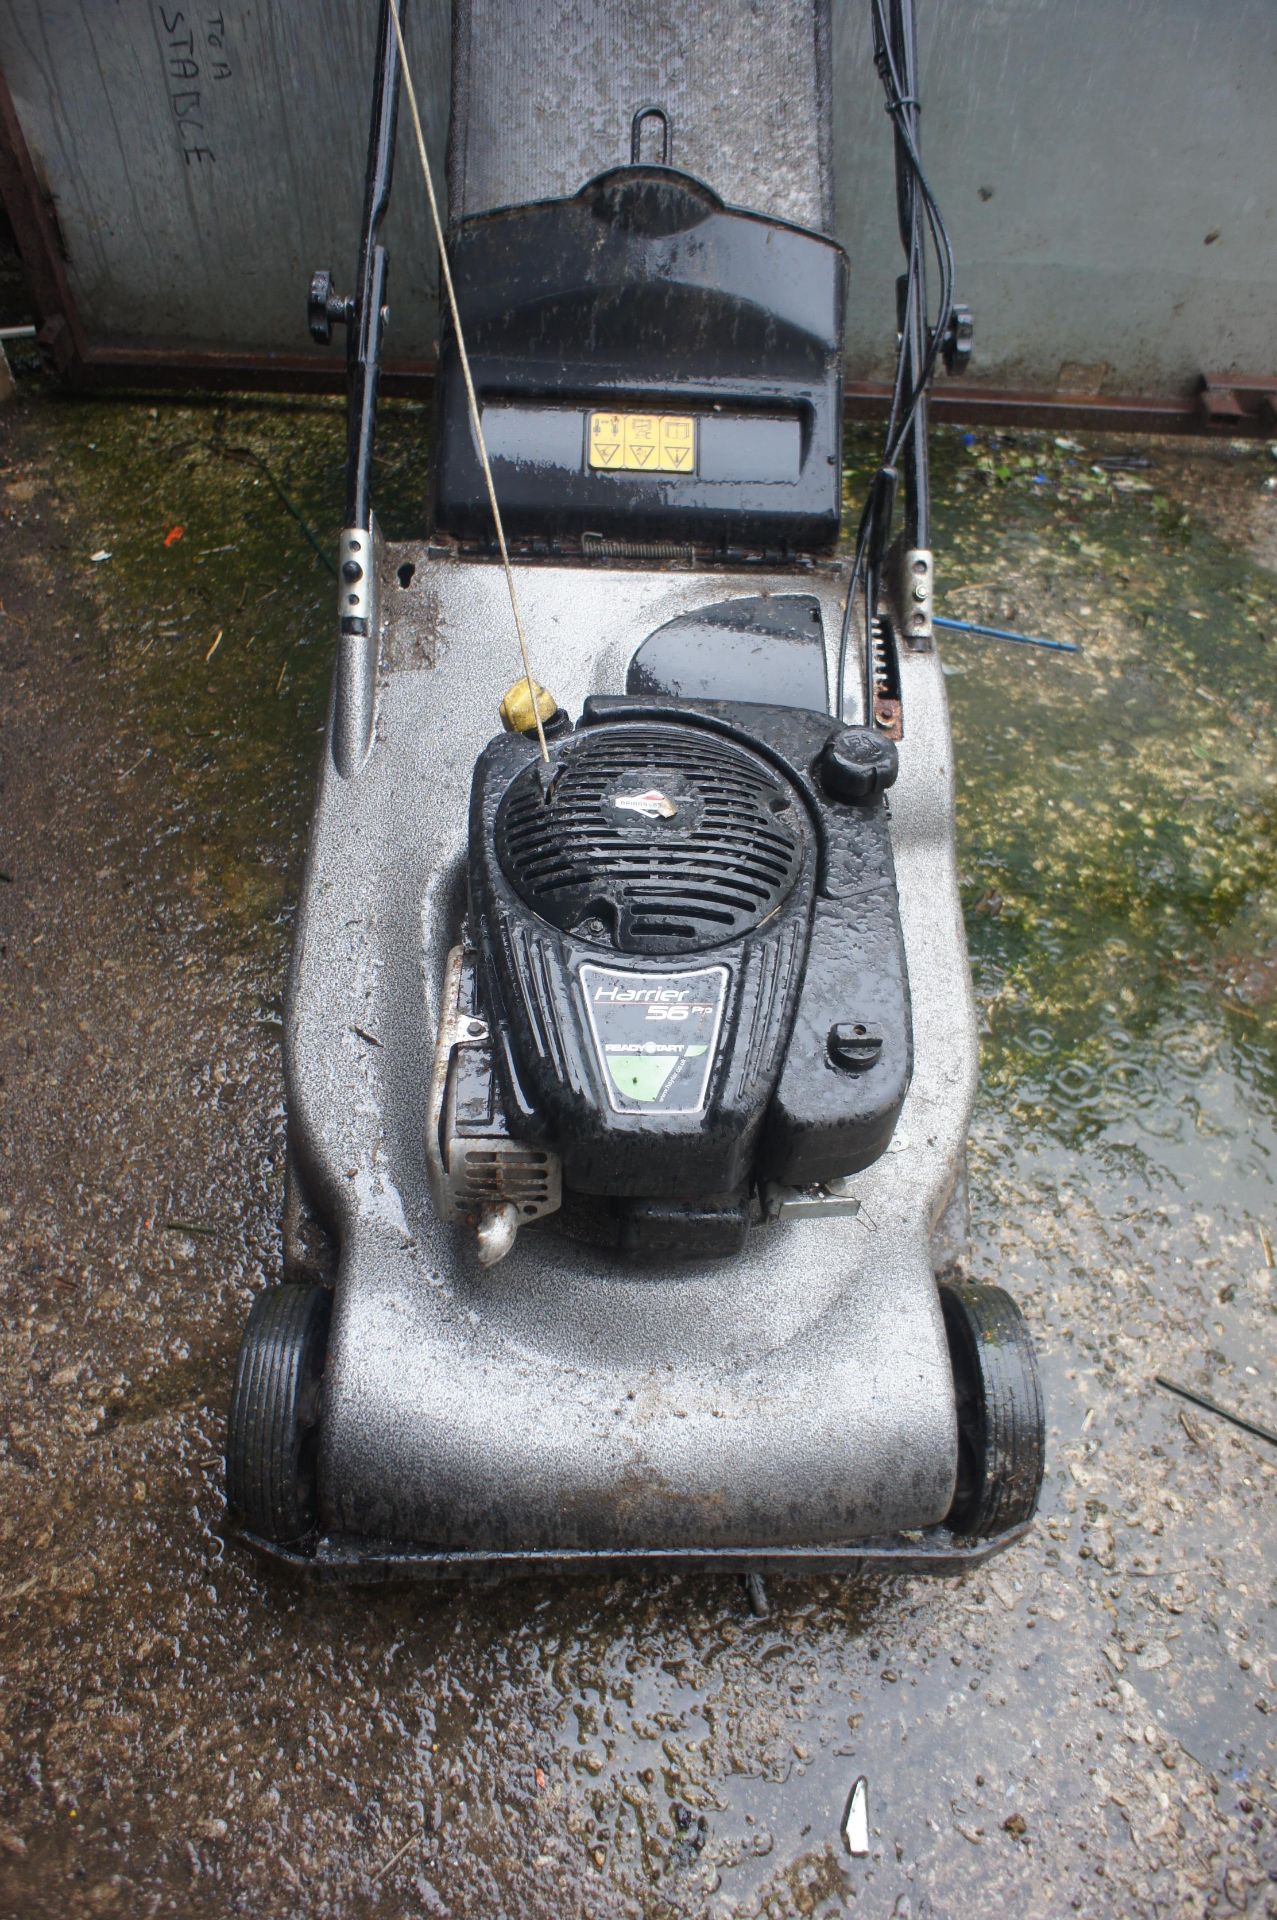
818,727,899,803
828,1024,884,1072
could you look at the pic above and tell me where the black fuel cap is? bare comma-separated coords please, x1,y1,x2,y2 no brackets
818,728,899,803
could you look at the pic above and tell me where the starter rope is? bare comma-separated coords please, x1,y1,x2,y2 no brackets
388,0,549,761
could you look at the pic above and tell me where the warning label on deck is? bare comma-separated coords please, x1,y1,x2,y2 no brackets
588,412,697,474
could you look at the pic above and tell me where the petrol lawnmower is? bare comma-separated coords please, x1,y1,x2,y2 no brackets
225,0,1045,1577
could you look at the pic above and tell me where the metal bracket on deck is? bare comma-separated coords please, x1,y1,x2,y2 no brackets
338,523,377,632
332,517,382,779
885,537,933,650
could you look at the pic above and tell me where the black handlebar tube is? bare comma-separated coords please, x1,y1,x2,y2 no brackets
345,0,404,532
887,0,929,553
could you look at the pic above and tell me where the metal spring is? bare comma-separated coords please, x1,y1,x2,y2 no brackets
870,615,903,738
581,535,696,562
871,617,892,699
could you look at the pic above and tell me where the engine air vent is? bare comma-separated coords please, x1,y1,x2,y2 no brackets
495,723,807,955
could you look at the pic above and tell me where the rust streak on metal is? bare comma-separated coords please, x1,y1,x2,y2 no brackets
34,350,1277,440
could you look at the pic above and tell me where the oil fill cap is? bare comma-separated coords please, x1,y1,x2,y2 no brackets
828,1024,884,1072
818,727,898,803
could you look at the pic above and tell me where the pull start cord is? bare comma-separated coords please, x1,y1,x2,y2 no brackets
387,0,549,762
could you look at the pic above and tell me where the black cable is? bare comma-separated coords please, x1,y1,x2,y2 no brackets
834,0,956,723
872,0,955,460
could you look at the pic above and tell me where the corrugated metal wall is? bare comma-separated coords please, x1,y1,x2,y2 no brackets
833,0,1276,390
0,1,448,359
1,0,1273,392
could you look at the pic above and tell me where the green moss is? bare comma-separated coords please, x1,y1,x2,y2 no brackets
39,392,432,943
876,422,1277,1150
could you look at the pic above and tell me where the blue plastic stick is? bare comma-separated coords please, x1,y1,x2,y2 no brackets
933,614,1080,655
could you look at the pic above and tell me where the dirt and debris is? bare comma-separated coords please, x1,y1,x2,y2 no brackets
1,383,1275,1917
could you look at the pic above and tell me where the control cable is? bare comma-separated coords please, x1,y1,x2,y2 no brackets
836,0,956,724
388,0,549,760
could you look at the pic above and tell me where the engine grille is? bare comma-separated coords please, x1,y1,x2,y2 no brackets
449,1140,559,1220
495,724,807,955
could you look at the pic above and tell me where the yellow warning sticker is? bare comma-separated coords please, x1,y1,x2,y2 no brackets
589,412,697,474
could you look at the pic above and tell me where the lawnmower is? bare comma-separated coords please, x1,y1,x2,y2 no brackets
225,0,1045,1578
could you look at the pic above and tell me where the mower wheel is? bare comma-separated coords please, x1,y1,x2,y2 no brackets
940,1280,1045,1537
226,1284,331,1545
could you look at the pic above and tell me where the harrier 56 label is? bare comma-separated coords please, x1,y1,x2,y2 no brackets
578,964,728,1114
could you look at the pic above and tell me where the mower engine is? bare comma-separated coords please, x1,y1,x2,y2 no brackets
428,697,909,1263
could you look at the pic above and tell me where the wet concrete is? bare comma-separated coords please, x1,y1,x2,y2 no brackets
1,386,1275,1918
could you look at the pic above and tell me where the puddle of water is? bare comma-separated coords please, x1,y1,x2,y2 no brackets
930,425,1277,1792
930,428,1277,1398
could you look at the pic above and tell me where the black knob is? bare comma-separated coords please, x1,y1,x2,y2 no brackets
308,269,352,347
942,303,974,376
818,727,899,803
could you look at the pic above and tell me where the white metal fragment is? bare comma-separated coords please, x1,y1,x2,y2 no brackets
842,1776,869,1856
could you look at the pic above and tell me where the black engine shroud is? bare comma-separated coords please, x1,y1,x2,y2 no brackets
462,697,912,1252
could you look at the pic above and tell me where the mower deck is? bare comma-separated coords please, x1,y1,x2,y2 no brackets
281,548,979,1564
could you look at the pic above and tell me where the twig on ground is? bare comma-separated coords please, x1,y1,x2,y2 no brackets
1154,1374,1277,1449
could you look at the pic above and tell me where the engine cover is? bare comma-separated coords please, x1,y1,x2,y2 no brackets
459,698,913,1239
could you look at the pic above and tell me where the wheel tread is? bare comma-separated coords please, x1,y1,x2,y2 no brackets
226,1284,331,1544
941,1280,1045,1538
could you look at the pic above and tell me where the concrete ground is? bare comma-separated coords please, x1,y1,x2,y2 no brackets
1,381,1275,1918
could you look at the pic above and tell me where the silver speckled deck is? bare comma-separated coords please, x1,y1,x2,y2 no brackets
286,545,977,1551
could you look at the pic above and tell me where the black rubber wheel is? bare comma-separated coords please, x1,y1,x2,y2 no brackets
940,1280,1045,1538
225,1284,331,1545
